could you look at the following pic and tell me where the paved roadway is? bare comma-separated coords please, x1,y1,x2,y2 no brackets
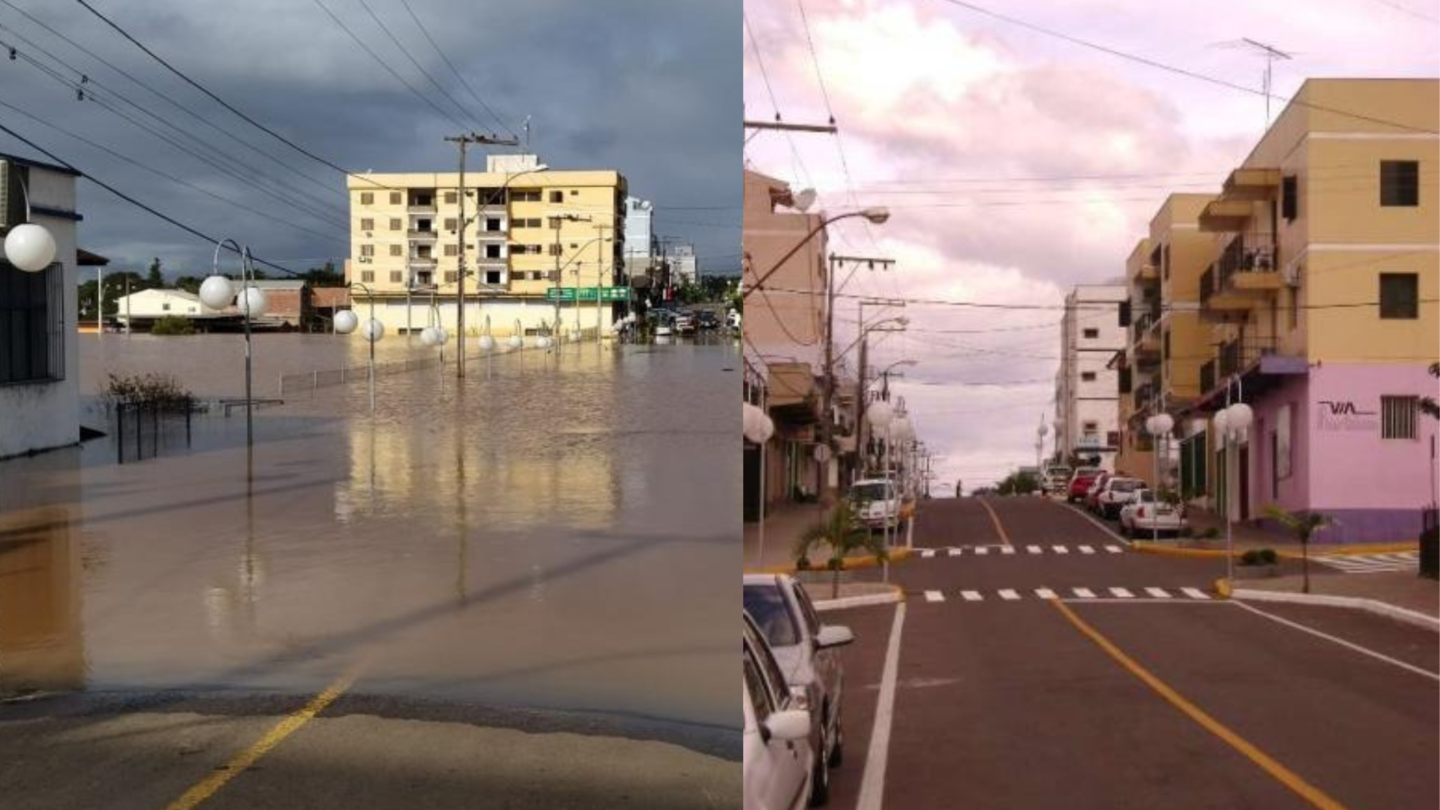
825,496,1439,810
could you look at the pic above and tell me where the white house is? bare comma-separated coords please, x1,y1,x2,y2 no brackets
0,154,81,458
112,288,224,328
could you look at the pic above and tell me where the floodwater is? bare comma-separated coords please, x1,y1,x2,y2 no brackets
1,335,739,739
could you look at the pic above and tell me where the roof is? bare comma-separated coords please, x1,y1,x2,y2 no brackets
248,280,307,290
77,249,110,266
0,152,81,177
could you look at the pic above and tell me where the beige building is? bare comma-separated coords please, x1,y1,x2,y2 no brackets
346,154,627,338
1055,284,1128,471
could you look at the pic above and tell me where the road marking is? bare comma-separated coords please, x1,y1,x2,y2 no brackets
1000,546,1016,555
1026,545,1042,554
1105,545,1123,553
1181,587,1211,600
961,590,984,601
1145,587,1173,598
1079,545,1095,554
1050,600,1351,810
924,590,945,603
1035,588,1057,599
160,670,358,810
1231,601,1440,682
975,546,989,556
1109,587,1135,598
998,589,1021,601
977,498,1012,546
856,602,905,810
1052,545,1069,554
1073,587,1097,599
920,549,935,558
948,548,962,557
1314,552,1418,574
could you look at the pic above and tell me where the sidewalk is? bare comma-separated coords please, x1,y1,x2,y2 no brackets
1235,570,1439,618
1165,506,1418,557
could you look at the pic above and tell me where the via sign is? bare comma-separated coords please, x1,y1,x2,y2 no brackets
1316,400,1378,432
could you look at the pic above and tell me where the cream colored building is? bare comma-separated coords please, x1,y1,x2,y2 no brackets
346,154,627,338
1055,284,1127,471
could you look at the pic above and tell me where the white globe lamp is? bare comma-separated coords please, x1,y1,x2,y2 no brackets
508,334,524,350
3,223,56,272
867,400,895,430
237,286,268,319
1226,402,1253,436
1151,413,1174,435
333,309,359,335
743,402,765,443
1213,408,1230,439
359,319,384,343
198,275,235,310
478,335,496,353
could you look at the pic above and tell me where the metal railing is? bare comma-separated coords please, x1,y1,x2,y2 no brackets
1200,267,1215,306
1133,382,1153,411
1200,360,1216,395
1216,233,1277,289
1217,335,1278,378
278,356,442,397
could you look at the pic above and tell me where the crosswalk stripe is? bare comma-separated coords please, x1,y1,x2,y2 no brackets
1079,545,1095,554
961,590,983,602
1109,587,1134,598
920,549,935,558
975,547,989,556
948,548,962,557
1000,546,1016,555
924,590,945,603
1145,587,1172,598
1052,545,1069,554
1026,545,1042,554
998,589,1021,601
1181,587,1210,600
1072,587,1097,599
1105,545,1123,553
1035,588,1057,599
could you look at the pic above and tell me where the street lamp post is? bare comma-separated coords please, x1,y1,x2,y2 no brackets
331,281,384,412
1216,378,1252,592
1145,412,1175,543
743,208,890,301
866,399,897,582
744,399,776,566
199,240,267,464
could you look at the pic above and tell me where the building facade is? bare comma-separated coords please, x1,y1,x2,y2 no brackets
346,154,627,339
1056,284,1127,471
0,155,81,459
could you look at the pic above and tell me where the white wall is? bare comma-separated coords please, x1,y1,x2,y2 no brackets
1058,285,1126,469
358,297,617,338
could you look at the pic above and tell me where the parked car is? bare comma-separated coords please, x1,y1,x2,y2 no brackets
1084,471,1112,513
675,312,697,335
697,310,719,330
744,612,814,810
1118,489,1188,538
1094,477,1142,519
1043,465,1072,495
728,309,742,330
848,479,900,530
744,574,854,805
1067,467,1101,503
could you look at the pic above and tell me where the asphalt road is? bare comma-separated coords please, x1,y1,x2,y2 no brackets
825,496,1439,810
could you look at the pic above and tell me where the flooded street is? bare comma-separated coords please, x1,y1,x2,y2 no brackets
1,336,738,749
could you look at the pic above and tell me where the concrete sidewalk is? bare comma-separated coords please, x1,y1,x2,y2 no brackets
1235,570,1439,618
1170,506,1418,556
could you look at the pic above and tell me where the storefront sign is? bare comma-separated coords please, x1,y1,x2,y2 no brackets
1316,400,1379,432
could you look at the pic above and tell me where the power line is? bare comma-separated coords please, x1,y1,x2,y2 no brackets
744,11,781,120
766,284,1440,312
398,0,515,138
355,0,485,132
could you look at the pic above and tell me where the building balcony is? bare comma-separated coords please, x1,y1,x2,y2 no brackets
407,200,437,213
1133,382,1154,412
408,229,439,240
408,257,437,270
1200,360,1216,396
1201,234,1281,321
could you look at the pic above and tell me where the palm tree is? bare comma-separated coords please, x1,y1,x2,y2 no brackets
794,502,889,599
1263,505,1335,594
1420,362,1439,420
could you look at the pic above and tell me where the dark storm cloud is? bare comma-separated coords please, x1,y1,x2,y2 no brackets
0,0,739,275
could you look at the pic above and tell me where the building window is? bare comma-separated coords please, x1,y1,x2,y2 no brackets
549,190,564,203
389,244,403,257
389,270,402,283
1381,396,1418,439
444,218,457,231
417,245,433,259
444,271,458,284
1081,371,1096,382
510,189,540,202
1281,175,1298,221
360,192,374,205
444,244,457,257
1380,160,1419,207
486,244,502,259
361,270,374,282
1083,421,1098,431
1379,273,1418,319
486,218,502,232
1118,300,1130,327
1162,244,1170,280
162,303,171,312
389,192,402,205
444,191,457,204
360,217,374,231
486,271,503,284
390,218,402,231
549,244,563,257
360,244,374,257
1082,328,1098,339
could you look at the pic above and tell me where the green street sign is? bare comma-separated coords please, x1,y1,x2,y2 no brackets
545,287,631,302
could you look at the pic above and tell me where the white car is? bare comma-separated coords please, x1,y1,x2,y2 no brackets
744,612,814,810
744,574,854,805
1118,489,1188,538
1094,477,1143,519
848,479,899,530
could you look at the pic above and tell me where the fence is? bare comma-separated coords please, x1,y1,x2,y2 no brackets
114,401,192,465
277,356,443,397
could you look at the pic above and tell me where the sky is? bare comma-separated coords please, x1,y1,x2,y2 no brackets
0,0,740,278
744,0,1440,492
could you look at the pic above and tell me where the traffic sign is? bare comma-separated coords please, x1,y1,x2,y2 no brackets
545,287,631,302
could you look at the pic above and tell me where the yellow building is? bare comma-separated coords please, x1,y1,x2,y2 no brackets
1183,78,1438,541
346,154,627,338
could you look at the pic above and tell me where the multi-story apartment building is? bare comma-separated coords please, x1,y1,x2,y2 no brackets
1178,78,1438,542
346,154,626,338
1056,284,1128,471
0,155,80,458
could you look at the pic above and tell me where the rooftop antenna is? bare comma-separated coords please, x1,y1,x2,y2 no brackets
523,116,531,149
1213,38,1294,130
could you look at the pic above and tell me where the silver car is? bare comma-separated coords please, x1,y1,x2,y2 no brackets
744,612,813,810
744,574,854,806
1118,489,1189,538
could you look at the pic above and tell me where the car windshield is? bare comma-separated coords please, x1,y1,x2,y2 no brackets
743,584,800,647
1135,490,1155,503
851,482,893,502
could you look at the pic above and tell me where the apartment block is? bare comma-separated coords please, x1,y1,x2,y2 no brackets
1056,284,1128,471
346,154,627,338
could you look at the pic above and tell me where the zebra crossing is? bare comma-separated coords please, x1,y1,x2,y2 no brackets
917,543,1124,559
1312,551,1419,574
919,585,1213,603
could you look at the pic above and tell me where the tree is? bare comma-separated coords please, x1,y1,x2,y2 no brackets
1421,362,1439,420
146,258,164,289
1263,505,1335,594
303,260,345,287
77,271,146,321
996,471,1039,496
793,502,888,599
174,276,203,295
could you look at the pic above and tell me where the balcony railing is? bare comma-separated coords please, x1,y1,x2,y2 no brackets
1133,382,1153,411
1200,360,1216,395
408,229,438,239
1216,233,1277,290
1131,310,1154,343
1217,335,1278,378
1199,267,1214,306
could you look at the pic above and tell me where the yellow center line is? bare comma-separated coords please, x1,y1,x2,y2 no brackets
1048,599,1349,810
978,498,1012,546
161,670,358,810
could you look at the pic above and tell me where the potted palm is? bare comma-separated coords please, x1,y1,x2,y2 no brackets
793,501,889,600
1263,505,1336,594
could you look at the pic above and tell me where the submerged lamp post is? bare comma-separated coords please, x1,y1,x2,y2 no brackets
332,282,383,412
199,240,267,455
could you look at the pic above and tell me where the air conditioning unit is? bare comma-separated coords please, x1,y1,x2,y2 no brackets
357,256,372,264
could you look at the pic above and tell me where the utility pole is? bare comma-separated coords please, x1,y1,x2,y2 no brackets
821,254,893,505
594,222,612,345
552,213,592,345
445,132,520,378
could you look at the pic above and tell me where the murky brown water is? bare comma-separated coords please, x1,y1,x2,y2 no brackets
1,336,738,732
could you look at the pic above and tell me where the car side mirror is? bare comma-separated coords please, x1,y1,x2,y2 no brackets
764,709,811,743
815,624,854,649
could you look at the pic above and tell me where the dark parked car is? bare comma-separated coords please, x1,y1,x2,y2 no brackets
697,310,719,330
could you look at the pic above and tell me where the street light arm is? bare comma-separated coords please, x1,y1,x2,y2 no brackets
743,210,879,300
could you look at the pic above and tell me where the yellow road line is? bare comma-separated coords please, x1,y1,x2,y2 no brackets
1049,599,1348,810
978,498,1012,546
161,671,357,810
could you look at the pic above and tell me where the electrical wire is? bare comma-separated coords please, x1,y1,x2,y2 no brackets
355,0,485,132
397,0,516,138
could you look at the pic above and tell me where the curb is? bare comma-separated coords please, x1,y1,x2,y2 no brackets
1214,577,1232,599
744,547,915,576
1132,542,1420,561
1231,588,1440,633
814,585,906,612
